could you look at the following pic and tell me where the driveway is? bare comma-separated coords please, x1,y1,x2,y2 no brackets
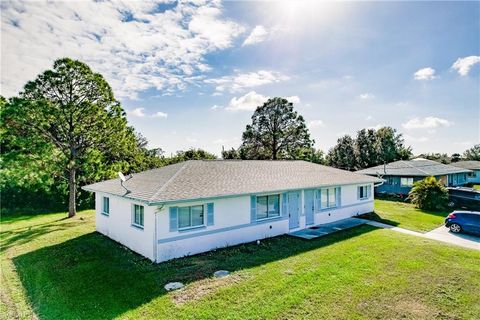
425,226,480,251
361,219,480,251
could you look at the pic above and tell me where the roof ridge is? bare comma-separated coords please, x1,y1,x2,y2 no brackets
147,161,190,204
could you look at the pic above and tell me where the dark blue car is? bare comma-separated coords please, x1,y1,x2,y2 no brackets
445,211,480,235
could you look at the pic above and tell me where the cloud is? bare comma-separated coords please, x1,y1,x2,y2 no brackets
413,67,436,80
404,134,429,142
368,124,386,131
225,91,269,112
152,111,168,118
307,120,324,129
205,70,289,93
128,108,167,118
359,93,375,100
402,116,453,129
213,137,239,144
128,108,147,117
1,1,244,99
365,115,373,121
451,56,480,76
211,104,223,110
242,25,268,46
285,95,300,104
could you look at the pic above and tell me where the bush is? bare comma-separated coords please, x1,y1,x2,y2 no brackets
407,176,448,210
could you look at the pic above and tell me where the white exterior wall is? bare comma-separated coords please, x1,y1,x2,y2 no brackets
95,193,156,261
314,184,374,225
94,183,375,263
156,195,289,262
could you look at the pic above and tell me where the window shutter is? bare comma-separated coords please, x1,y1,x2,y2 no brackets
169,207,178,232
315,190,321,211
207,203,214,226
367,185,372,198
357,186,361,200
282,193,288,217
336,187,341,206
250,195,257,222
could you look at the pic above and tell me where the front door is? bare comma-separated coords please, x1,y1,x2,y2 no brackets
304,190,314,225
288,192,300,229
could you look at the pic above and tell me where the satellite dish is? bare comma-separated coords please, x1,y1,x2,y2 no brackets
118,172,126,182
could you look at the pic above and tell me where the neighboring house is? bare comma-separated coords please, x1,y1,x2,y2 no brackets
83,160,382,263
357,159,471,195
449,161,480,184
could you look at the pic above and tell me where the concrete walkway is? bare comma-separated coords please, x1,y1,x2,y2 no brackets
359,219,480,251
289,218,367,239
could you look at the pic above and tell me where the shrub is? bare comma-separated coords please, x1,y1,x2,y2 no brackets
407,176,448,210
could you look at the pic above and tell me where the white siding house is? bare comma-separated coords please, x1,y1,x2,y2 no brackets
84,160,381,263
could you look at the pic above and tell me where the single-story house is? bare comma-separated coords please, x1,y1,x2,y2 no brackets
449,161,480,184
356,159,471,195
83,160,382,263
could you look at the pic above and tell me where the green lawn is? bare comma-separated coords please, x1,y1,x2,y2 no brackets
473,184,480,190
361,199,449,233
1,210,479,320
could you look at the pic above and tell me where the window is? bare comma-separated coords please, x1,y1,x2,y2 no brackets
102,197,109,216
319,188,339,209
178,205,204,229
358,185,370,200
400,177,414,187
132,204,144,228
256,194,280,220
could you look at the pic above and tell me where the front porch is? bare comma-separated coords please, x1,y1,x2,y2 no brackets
289,218,367,240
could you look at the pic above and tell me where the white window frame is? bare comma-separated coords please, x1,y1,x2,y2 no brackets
319,187,339,210
101,196,109,216
256,194,281,221
177,205,205,230
132,204,144,229
358,185,369,200
400,177,414,187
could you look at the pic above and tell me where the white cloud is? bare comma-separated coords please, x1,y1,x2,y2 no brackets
205,70,289,93
128,107,147,117
359,93,375,100
402,116,453,129
225,91,269,112
413,67,436,80
368,124,386,131
128,108,167,118
213,137,239,144
1,1,244,99
365,115,373,121
307,120,324,129
285,95,300,104
404,134,429,142
152,111,168,118
211,104,223,110
242,25,268,46
451,56,480,76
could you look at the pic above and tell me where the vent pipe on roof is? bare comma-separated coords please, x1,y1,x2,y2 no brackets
118,172,132,194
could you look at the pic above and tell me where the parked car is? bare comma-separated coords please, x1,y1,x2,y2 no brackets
444,211,480,235
447,187,480,211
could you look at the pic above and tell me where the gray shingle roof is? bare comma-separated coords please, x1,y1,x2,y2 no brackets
356,159,472,177
450,161,480,170
83,160,382,204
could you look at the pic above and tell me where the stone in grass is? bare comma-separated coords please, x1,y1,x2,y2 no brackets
213,270,230,278
164,282,184,291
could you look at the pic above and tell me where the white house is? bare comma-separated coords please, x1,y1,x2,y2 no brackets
83,160,382,263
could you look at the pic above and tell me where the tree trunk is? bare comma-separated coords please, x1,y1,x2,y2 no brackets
68,168,76,218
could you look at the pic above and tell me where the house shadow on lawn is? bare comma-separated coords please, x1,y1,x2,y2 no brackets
13,225,377,319
358,211,400,227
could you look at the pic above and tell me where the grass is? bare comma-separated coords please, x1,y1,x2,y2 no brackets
473,184,480,190
1,210,479,320
360,199,449,233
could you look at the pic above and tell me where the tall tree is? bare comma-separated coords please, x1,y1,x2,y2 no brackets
354,128,378,169
240,97,313,160
14,58,132,217
463,144,480,161
375,127,412,164
327,135,357,170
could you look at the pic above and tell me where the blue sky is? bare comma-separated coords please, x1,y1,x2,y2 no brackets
2,1,479,156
